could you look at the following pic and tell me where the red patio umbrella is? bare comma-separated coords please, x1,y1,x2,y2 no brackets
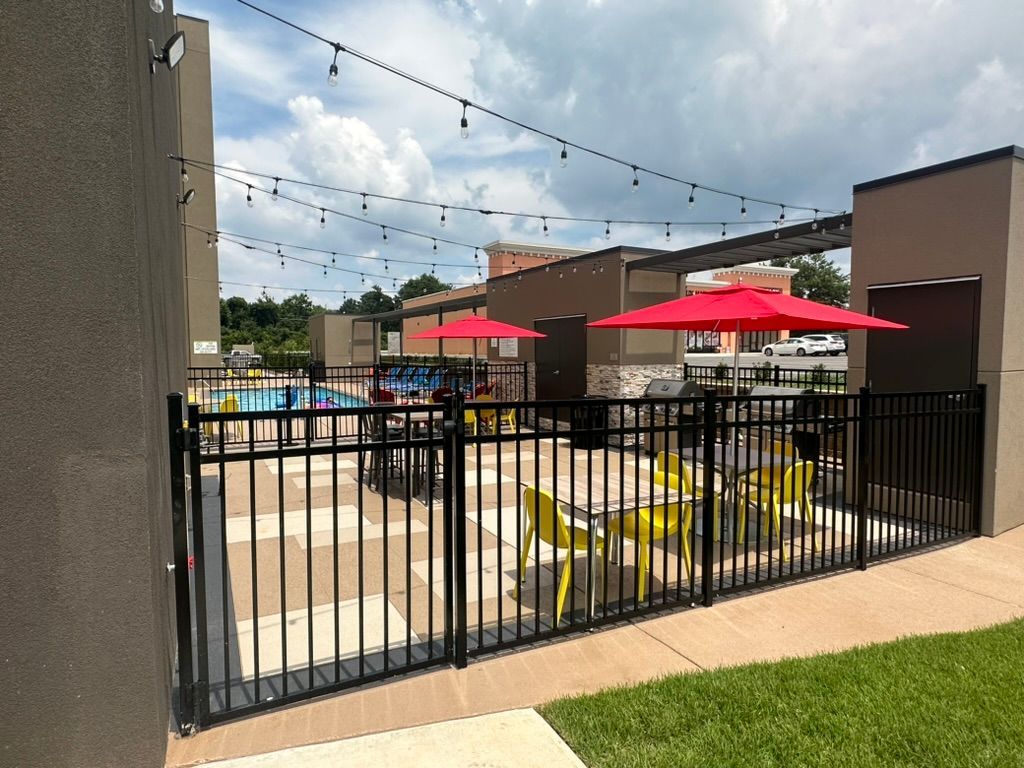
589,284,907,397
409,314,545,395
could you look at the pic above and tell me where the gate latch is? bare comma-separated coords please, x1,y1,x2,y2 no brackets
175,426,200,451
442,419,457,437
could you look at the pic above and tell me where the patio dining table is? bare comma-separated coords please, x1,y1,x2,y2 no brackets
525,472,690,621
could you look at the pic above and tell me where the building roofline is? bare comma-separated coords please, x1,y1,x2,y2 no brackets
487,245,667,283
853,145,1024,193
482,240,591,259
715,264,799,277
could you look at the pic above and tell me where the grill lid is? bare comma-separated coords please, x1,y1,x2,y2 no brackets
644,379,701,398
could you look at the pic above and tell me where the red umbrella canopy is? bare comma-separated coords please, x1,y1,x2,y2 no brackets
409,314,546,339
588,284,908,332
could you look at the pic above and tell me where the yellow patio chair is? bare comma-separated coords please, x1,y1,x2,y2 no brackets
514,486,604,625
737,460,815,560
475,393,497,435
655,451,721,540
499,407,516,431
607,473,693,602
219,394,244,441
744,439,796,486
464,407,478,436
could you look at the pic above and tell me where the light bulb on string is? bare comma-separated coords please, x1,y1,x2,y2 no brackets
811,209,819,230
459,100,469,139
431,264,436,275
474,248,480,261
559,270,564,279
323,266,327,277
319,208,326,229
206,234,212,249
665,223,671,242
327,43,341,86
688,184,697,209
778,205,786,225
361,193,368,216
542,217,549,237
544,264,550,273
246,185,254,207
559,141,568,168
572,264,577,273
839,217,845,230
721,223,727,240
361,274,366,285
150,0,165,12
592,264,597,275
180,161,188,184
740,197,747,219
330,252,336,265
605,221,611,240
432,238,437,252
440,206,447,228
599,264,604,273
517,270,522,281
631,165,639,193
381,226,388,243
384,259,389,272
271,178,279,201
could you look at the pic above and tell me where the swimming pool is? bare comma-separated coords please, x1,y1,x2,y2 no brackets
208,386,366,412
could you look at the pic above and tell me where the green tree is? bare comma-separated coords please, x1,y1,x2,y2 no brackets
337,286,400,331
397,274,452,302
770,253,850,307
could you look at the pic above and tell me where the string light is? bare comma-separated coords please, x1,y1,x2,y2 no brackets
559,141,568,168
206,234,213,248
233,1,842,218
688,184,697,209
665,223,671,242
740,198,747,219
330,252,336,264
323,265,327,277
779,205,786,224
721,223,727,240
319,208,326,228
542,217,549,237
474,248,480,261
180,160,188,183
384,258,389,272
572,264,577,273
811,209,819,230
545,264,550,273
246,185,254,207
599,264,604,273
605,221,611,240
432,238,437,252
631,165,639,193
327,42,342,86
440,206,447,227
559,270,564,279
271,177,280,200
381,225,387,243
460,100,469,139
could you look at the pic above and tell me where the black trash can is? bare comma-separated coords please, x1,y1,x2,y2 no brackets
571,395,608,449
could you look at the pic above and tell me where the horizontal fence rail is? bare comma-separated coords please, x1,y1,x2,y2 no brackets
168,383,983,732
683,363,848,393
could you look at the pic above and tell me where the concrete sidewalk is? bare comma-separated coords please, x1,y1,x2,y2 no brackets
166,527,1024,767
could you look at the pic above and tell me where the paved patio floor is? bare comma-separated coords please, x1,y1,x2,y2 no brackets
165,524,1024,767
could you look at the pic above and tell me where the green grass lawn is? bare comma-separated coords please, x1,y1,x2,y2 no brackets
540,619,1024,768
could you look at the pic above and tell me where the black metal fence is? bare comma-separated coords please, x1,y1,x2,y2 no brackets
683,362,848,393
168,384,984,732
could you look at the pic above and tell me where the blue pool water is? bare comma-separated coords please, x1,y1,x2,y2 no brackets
210,387,365,412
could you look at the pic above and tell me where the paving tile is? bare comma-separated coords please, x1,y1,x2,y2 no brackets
290,474,358,489
225,506,363,544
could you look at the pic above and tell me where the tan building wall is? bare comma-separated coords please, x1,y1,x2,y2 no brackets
176,16,221,368
485,240,590,280
2,3,187,765
310,314,374,366
849,147,1024,535
401,284,482,356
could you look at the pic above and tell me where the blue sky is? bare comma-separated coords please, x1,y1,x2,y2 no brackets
175,0,1024,306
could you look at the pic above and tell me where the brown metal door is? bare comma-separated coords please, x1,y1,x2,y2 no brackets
867,277,980,393
534,315,587,400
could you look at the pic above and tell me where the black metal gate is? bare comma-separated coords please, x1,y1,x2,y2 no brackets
167,393,457,731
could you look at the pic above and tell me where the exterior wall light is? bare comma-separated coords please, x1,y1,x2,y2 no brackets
149,31,186,74
177,188,196,207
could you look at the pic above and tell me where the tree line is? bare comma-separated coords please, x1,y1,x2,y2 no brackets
220,273,453,354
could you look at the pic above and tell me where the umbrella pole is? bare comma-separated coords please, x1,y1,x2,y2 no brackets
472,337,477,397
732,320,741,448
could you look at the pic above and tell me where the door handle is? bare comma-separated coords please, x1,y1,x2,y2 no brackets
553,370,560,375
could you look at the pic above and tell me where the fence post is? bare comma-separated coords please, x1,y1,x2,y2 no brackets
701,388,717,607
307,362,315,412
166,394,197,735
284,383,294,445
856,386,871,570
773,364,781,386
441,393,456,659
521,362,529,426
185,402,210,726
451,385,468,668
683,361,689,380
972,384,987,535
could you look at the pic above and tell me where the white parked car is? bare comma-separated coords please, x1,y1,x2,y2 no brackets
799,334,846,356
762,337,829,357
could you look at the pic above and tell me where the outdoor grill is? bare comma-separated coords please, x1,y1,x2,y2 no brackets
640,378,704,454
745,385,826,459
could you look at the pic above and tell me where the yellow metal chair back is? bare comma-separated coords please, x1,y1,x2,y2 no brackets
219,395,244,440
776,460,814,504
475,394,497,435
656,450,694,493
524,486,574,549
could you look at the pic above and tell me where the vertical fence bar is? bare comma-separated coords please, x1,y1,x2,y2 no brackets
452,389,469,668
167,394,196,734
701,389,717,607
441,394,455,659
185,403,210,726
856,387,871,570
972,384,986,535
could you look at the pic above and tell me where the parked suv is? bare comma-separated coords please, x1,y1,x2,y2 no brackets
762,337,829,357
799,334,846,356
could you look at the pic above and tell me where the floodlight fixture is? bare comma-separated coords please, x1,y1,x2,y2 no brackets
149,31,186,73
